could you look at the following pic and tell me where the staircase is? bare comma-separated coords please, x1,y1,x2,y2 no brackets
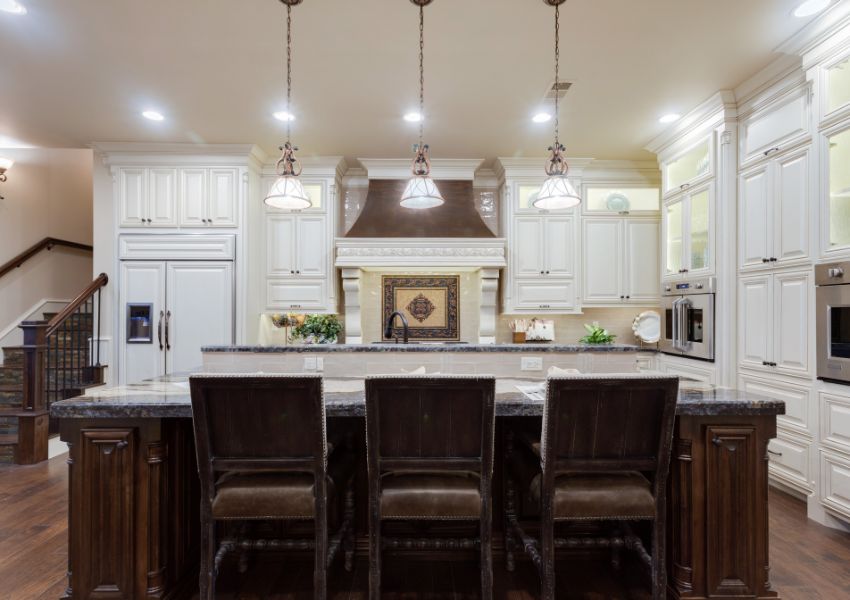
0,273,109,465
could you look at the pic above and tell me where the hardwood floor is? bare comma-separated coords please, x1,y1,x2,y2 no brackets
1,455,849,599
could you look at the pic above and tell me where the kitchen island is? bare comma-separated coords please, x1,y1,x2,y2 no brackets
52,350,785,599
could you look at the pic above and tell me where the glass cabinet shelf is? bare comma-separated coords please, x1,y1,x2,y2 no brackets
585,187,660,214
665,139,712,193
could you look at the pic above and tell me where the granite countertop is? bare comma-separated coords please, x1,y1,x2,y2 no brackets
201,343,652,353
51,374,785,419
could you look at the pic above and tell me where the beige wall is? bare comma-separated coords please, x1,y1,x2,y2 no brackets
496,307,655,346
358,270,481,343
0,148,94,347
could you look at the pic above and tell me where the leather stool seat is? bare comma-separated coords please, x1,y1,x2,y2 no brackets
212,448,354,520
380,472,481,519
530,471,655,520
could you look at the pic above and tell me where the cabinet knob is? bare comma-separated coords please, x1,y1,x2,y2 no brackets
116,440,128,450
767,449,782,457
711,437,723,447
762,258,770,263
764,147,780,157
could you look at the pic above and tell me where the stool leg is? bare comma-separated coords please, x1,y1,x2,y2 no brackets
481,493,493,600
504,431,517,573
652,516,667,600
199,520,215,600
369,501,381,600
540,506,556,600
343,480,355,573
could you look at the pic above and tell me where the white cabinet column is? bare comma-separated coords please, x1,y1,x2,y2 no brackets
479,269,500,344
341,268,362,344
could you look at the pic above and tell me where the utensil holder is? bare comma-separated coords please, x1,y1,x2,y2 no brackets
513,331,527,344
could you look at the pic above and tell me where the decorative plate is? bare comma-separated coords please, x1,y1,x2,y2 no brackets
605,192,630,212
632,310,661,344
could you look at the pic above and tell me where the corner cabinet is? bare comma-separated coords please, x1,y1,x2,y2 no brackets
662,181,714,280
582,218,660,306
262,173,338,313
116,166,239,229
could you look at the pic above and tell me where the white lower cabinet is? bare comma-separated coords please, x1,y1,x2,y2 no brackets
820,450,850,521
582,218,659,305
768,430,813,495
738,270,811,378
267,279,328,311
820,391,850,456
656,355,717,384
739,373,812,436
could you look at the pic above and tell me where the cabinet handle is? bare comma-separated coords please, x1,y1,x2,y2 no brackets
770,257,778,262
296,270,301,274
539,304,550,308
767,449,782,457
626,295,631,299
540,270,545,275
116,440,128,450
764,147,780,156
680,183,690,191
711,437,723,447
762,258,770,263
290,304,302,309
290,270,295,274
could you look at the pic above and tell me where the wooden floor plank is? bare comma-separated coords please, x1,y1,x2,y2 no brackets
2,456,850,599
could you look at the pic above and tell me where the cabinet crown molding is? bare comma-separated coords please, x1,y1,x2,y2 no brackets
644,91,737,158
493,157,593,181
93,142,265,169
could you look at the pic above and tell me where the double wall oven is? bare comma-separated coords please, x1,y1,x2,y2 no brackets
660,277,716,362
817,261,850,384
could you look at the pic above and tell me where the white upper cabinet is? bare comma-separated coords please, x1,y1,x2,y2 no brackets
266,215,327,279
739,146,811,270
662,181,713,280
583,218,659,305
512,215,575,278
295,216,328,277
825,125,850,255
514,217,545,276
118,166,240,229
738,270,811,379
824,53,850,121
739,84,811,167
662,136,712,196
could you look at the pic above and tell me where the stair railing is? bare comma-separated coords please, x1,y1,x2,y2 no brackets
0,237,93,281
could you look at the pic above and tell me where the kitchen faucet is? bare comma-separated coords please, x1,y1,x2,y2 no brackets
384,311,409,344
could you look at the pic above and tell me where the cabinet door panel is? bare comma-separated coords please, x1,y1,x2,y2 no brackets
687,185,712,274
624,220,660,302
120,261,166,384
514,217,545,276
544,216,575,276
582,219,622,303
739,275,773,370
739,165,771,268
165,262,233,374
774,271,810,376
267,216,297,276
75,429,136,599
663,197,684,278
118,168,147,227
740,374,810,434
179,168,207,227
148,168,178,226
208,168,239,227
267,279,328,311
775,148,810,263
705,426,759,597
768,432,812,494
296,216,327,277
514,279,575,310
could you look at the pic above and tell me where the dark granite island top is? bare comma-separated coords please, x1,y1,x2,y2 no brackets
51,374,785,419
201,343,651,353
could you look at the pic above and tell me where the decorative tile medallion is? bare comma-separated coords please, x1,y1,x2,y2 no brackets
382,275,460,341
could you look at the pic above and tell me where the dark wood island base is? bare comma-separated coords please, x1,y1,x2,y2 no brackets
54,381,784,599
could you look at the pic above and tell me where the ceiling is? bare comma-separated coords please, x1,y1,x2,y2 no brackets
0,0,823,163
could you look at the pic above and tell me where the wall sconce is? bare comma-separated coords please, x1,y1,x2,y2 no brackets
0,157,13,200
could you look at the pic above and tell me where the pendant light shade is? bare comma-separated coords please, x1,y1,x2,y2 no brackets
264,174,311,210
400,175,444,209
533,174,581,210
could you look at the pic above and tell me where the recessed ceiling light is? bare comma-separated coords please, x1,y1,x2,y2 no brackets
0,0,26,15
273,111,295,122
142,110,165,121
659,113,681,124
532,112,552,123
403,112,423,123
794,0,831,17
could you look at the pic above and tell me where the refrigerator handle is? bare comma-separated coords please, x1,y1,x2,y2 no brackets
157,310,164,351
165,310,171,351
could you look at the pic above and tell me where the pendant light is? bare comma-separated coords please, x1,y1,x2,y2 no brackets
533,0,581,210
400,0,444,210
265,0,311,210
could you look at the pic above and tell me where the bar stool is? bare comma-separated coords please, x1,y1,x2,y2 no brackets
504,374,678,600
190,374,356,600
365,375,496,600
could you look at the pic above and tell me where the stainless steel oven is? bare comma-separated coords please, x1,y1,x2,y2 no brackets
660,277,715,362
817,261,850,384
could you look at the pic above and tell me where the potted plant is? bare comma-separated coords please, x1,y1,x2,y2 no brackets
579,322,616,345
291,314,343,345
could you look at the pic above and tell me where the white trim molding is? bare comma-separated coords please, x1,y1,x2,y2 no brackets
334,238,507,269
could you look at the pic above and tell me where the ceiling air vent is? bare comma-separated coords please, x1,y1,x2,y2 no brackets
544,81,572,101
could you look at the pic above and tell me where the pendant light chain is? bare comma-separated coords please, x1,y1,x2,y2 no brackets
553,2,559,149
286,3,293,143
419,4,425,151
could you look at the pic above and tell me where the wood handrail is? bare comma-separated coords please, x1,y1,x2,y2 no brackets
0,237,93,281
46,273,108,337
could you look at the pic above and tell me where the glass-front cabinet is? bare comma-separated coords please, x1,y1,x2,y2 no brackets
662,181,713,279
663,137,713,195
583,186,661,215
826,55,850,118
513,179,580,213
827,126,850,251
262,179,326,213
